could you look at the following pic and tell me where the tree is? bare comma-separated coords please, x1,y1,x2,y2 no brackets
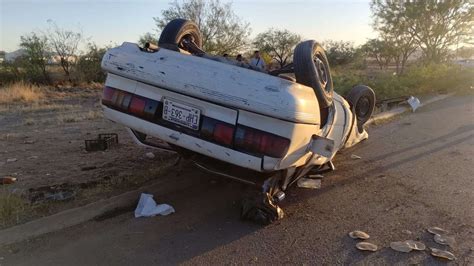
153,0,251,54
76,43,108,82
47,22,83,81
323,40,359,66
371,0,418,74
138,32,157,47
362,39,393,70
253,29,301,68
371,0,473,63
19,33,50,83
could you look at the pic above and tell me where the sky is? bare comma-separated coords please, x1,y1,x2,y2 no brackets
0,0,375,53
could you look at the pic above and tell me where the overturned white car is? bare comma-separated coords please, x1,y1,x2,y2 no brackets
101,19,375,223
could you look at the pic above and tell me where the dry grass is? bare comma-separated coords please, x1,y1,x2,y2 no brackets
0,191,28,227
0,81,46,104
57,110,103,123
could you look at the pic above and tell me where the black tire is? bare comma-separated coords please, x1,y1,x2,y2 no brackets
294,40,334,108
346,85,376,131
158,19,202,51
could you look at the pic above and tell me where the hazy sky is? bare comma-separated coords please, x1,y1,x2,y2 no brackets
0,0,375,52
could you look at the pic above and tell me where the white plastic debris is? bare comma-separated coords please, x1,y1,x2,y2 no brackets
6,158,17,163
351,154,362,160
145,152,155,159
407,96,421,112
134,193,175,218
297,178,321,189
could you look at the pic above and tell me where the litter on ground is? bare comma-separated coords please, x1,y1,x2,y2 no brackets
356,242,378,251
348,230,370,240
430,248,456,261
407,96,421,112
1,176,17,185
145,152,155,159
390,240,426,252
297,178,321,189
427,226,448,235
350,154,362,160
434,234,456,247
134,193,175,218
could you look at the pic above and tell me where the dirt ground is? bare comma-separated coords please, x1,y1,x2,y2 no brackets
0,86,176,228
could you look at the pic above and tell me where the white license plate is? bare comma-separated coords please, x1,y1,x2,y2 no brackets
162,98,201,130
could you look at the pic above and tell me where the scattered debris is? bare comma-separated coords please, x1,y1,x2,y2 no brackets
6,158,17,163
45,191,76,202
430,248,456,261
1,176,17,185
134,193,175,218
350,154,362,160
427,226,448,235
241,192,284,225
23,140,35,144
307,174,324,179
356,242,378,251
434,234,456,247
85,133,118,151
349,230,370,240
407,96,421,112
28,155,38,159
390,241,413,253
405,240,426,251
402,229,412,235
297,178,321,189
145,152,155,159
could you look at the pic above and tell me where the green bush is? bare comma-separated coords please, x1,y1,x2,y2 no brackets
75,43,108,83
333,63,474,100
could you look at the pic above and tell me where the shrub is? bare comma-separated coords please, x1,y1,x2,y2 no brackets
333,63,474,99
75,43,108,83
0,81,45,104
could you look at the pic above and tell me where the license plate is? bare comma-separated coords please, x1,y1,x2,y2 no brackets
162,98,201,130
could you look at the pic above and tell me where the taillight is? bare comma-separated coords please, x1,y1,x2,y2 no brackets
129,96,146,116
201,117,234,147
102,86,116,105
213,123,234,146
234,125,290,158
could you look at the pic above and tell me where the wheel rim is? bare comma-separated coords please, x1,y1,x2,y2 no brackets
313,54,329,93
356,97,371,118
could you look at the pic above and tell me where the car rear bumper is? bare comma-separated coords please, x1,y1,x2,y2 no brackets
103,106,264,171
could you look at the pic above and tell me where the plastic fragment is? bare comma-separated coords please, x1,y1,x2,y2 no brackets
1,176,17,185
430,248,456,260
434,234,456,247
145,152,155,159
427,226,448,235
297,178,321,189
356,242,378,251
350,154,362,160
405,240,426,251
6,158,17,163
390,241,413,253
407,96,421,112
134,193,175,218
349,230,370,240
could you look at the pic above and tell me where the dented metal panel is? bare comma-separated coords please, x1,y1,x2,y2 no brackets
101,42,321,125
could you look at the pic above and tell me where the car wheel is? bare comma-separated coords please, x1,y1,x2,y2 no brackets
346,85,376,131
158,18,203,52
294,40,334,108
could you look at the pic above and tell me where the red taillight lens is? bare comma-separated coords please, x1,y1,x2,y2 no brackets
234,126,290,158
129,96,146,116
213,123,234,146
102,86,116,104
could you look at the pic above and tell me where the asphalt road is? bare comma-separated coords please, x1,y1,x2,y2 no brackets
1,95,473,265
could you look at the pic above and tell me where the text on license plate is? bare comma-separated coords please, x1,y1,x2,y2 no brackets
162,98,201,130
